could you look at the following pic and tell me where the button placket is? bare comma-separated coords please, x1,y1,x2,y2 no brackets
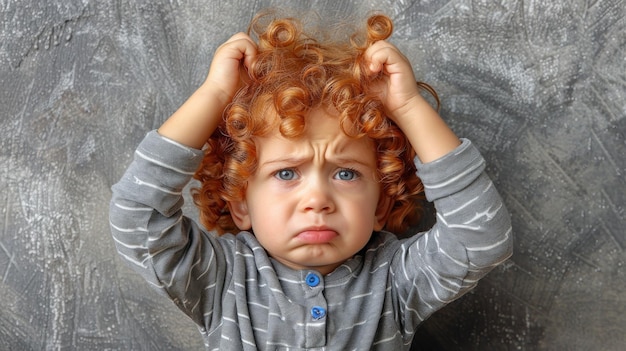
302,271,327,322
299,271,328,347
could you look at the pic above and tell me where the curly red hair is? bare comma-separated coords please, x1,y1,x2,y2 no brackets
193,11,438,235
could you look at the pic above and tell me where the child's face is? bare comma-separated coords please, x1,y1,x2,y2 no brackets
229,107,390,275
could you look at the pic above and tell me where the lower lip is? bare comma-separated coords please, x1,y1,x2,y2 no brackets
296,230,338,244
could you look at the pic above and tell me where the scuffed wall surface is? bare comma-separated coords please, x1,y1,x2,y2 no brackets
0,0,623,350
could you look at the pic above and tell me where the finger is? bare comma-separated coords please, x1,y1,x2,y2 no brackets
364,41,405,75
217,33,258,66
240,40,257,71
364,41,392,73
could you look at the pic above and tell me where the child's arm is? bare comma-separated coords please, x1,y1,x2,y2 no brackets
365,40,460,163
109,33,257,328
365,41,513,329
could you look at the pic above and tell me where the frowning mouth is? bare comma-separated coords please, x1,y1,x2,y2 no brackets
295,227,338,244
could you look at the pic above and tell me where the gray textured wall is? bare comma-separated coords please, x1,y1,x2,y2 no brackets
1,0,624,350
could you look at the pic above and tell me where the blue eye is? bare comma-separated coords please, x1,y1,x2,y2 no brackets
335,169,358,180
275,169,297,180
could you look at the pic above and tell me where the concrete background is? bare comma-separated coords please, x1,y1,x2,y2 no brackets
1,0,624,349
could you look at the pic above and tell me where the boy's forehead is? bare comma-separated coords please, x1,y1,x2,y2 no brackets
254,110,376,164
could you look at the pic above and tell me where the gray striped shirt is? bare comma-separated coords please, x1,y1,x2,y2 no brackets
110,131,513,350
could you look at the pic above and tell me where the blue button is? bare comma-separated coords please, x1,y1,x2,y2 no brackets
310,306,326,320
305,272,320,287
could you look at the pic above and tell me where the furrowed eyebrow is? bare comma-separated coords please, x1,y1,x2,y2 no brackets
331,157,376,168
259,157,307,168
260,156,374,168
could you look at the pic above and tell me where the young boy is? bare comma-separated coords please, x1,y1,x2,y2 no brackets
110,12,513,350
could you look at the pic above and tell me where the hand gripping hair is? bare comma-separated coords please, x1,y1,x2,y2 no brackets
193,11,438,235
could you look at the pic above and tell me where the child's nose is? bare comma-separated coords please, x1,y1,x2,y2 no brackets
301,178,335,213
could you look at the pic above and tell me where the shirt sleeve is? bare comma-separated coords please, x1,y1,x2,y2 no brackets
109,130,227,327
392,138,513,335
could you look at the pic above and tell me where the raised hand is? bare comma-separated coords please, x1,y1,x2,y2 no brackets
365,40,460,163
203,32,258,105
364,40,423,122
158,33,258,149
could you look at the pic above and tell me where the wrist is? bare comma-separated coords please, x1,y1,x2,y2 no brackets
158,83,232,149
197,81,234,110
388,94,460,164
389,94,433,128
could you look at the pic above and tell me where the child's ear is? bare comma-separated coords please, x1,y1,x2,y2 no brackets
228,201,252,230
374,194,393,231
